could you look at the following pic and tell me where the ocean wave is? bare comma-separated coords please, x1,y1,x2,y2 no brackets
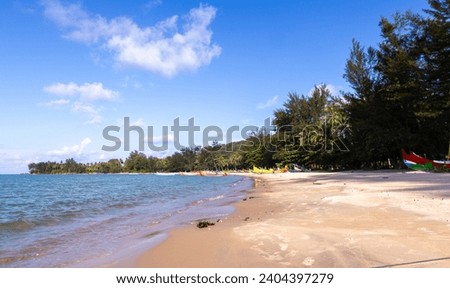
208,195,224,201
155,172,179,176
0,219,36,232
0,174,250,267
107,203,136,209
0,211,84,232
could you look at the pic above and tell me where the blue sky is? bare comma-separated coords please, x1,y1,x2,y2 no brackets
0,0,429,173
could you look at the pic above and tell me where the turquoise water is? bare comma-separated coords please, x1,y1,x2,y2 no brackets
0,174,252,267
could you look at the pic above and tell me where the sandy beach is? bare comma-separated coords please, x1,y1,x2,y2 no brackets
134,171,450,268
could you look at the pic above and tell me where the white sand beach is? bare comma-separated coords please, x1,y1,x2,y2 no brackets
135,171,450,268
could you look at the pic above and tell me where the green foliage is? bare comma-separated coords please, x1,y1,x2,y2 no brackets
343,0,450,167
272,85,349,169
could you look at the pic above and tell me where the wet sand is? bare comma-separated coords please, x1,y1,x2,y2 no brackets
135,171,450,268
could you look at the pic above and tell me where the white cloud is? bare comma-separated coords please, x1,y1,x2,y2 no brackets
0,150,32,174
44,98,71,107
71,102,102,124
308,84,342,97
43,82,117,124
326,84,343,96
144,0,162,12
121,76,143,89
42,0,108,43
48,137,92,157
44,82,118,101
42,1,221,77
257,95,279,110
148,134,175,144
131,118,146,127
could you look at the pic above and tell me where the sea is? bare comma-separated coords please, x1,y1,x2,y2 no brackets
0,174,253,267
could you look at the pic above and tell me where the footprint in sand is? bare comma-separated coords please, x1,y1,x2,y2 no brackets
302,257,315,266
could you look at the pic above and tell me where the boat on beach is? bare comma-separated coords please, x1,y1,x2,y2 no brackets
288,164,311,173
401,149,450,171
251,166,274,174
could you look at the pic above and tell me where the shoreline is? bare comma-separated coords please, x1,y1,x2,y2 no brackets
0,174,251,268
133,171,450,268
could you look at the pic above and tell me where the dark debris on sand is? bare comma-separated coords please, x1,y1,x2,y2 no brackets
196,221,216,229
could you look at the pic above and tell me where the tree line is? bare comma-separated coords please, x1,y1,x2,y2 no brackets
343,0,449,168
27,144,260,174
29,0,449,174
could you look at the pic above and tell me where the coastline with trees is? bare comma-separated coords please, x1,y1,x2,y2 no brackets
28,0,449,174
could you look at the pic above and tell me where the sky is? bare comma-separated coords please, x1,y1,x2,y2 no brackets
0,0,430,173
